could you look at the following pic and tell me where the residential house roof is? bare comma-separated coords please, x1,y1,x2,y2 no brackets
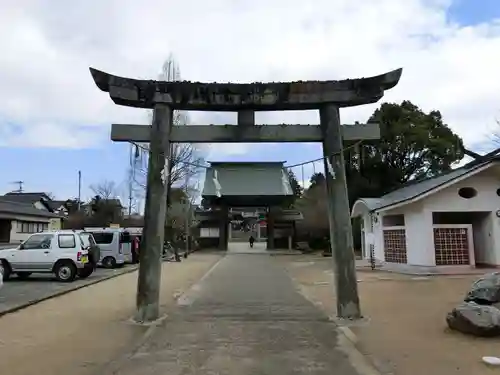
1,192,57,212
0,198,62,218
202,162,294,197
3,191,52,206
352,156,499,214
49,200,69,210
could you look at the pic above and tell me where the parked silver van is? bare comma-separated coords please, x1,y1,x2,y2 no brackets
84,228,133,268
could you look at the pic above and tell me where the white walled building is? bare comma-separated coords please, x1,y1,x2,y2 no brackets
352,157,500,274
0,199,63,243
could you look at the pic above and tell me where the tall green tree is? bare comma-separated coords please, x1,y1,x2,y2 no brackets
309,172,326,189
294,172,329,240
347,100,464,201
295,101,464,246
287,169,303,199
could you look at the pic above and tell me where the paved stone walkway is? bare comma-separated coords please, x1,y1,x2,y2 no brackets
103,254,363,375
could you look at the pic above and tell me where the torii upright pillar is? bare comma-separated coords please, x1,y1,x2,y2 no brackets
136,103,172,322
320,104,360,318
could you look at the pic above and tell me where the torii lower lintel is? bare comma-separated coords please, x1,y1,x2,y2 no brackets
110,123,380,143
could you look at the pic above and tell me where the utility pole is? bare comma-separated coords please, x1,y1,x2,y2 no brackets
135,103,172,323
77,171,82,211
319,104,361,319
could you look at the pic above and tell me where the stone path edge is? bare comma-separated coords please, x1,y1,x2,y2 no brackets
285,269,388,375
97,255,226,375
0,265,139,318
335,324,394,375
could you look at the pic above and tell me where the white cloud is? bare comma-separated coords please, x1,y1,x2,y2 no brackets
1,0,500,155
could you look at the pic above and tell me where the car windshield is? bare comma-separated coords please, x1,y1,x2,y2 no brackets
91,232,114,244
86,234,97,246
23,233,54,249
78,233,96,248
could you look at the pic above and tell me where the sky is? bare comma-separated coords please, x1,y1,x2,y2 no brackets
1,0,500,209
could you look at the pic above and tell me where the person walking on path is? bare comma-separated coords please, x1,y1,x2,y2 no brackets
132,236,140,263
249,235,255,248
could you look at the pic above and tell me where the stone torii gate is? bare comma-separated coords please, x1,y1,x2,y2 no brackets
89,67,402,323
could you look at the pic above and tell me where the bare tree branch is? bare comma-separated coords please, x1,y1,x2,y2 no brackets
131,54,206,199
89,180,118,200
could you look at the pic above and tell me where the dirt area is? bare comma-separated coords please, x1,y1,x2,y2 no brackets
279,255,500,375
0,253,222,375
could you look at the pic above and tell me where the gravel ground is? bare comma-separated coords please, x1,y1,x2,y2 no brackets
0,253,222,375
280,255,500,375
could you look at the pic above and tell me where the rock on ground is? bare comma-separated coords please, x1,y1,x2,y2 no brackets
446,301,500,337
465,272,500,305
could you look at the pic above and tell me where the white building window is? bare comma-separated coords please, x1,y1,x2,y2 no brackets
382,214,405,227
200,228,220,238
17,221,49,234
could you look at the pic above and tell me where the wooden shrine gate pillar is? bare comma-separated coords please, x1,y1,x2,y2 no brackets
266,207,276,250
320,104,360,319
136,103,172,323
218,205,229,251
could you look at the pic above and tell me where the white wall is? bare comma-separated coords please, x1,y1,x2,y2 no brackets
422,167,500,265
9,217,51,243
376,203,434,266
363,213,384,261
423,169,500,212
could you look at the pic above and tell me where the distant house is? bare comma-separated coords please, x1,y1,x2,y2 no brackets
0,193,63,243
49,200,70,216
351,156,500,274
2,192,72,216
81,199,125,216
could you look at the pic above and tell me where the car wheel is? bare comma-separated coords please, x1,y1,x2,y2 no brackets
0,260,11,281
16,272,32,280
77,266,94,279
102,256,117,269
54,261,77,282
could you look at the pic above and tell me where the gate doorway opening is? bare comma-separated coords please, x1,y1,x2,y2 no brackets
432,211,491,267
194,162,303,251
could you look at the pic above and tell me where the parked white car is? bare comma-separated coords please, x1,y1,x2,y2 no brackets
0,230,92,282
84,227,133,267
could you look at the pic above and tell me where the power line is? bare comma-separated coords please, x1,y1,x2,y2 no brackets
129,139,364,171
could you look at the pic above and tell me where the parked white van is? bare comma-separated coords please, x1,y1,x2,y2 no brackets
84,228,133,268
